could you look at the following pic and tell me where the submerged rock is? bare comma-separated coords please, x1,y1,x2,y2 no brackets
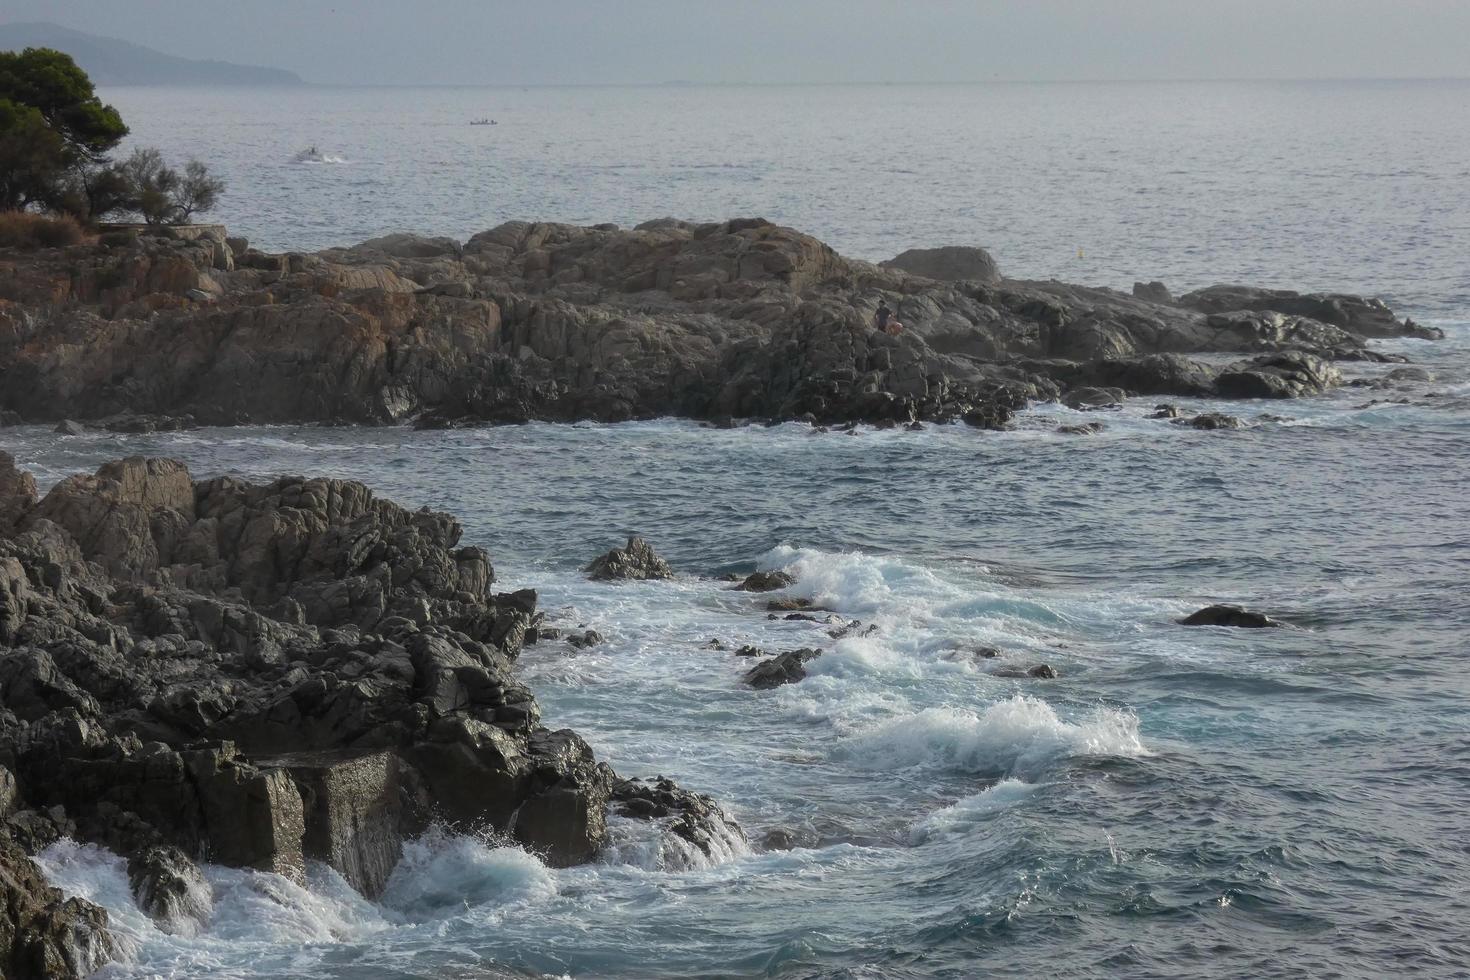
1179,604,1282,628
735,570,795,592
585,537,674,581
1174,412,1244,430
126,845,212,937
1027,664,1059,679
567,629,604,649
744,648,822,689
1057,422,1104,436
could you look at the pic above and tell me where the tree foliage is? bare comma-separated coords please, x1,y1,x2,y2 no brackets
0,47,224,224
0,47,127,158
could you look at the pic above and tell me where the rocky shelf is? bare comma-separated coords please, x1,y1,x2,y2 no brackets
0,219,1439,432
0,453,741,977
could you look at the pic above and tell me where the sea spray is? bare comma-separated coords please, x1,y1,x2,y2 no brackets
838,696,1147,779
380,826,558,920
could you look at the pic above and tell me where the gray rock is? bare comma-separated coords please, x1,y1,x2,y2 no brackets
53,420,86,436
881,245,1002,284
1132,281,1173,304
585,536,674,581
744,648,822,689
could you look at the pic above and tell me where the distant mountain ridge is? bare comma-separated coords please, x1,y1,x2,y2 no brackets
0,21,303,85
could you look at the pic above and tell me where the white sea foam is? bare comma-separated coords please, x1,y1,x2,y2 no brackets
909,778,1040,844
838,696,1146,779
599,814,752,872
380,827,557,919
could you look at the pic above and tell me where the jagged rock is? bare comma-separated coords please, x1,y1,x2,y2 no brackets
1028,664,1059,679
585,537,674,581
1057,422,1103,435
0,836,116,980
611,776,747,862
1215,352,1341,399
0,455,733,949
744,649,822,689
1149,403,1180,419
53,420,86,436
126,845,212,937
880,245,1002,284
1179,604,1282,628
567,629,603,649
765,597,811,611
735,570,795,592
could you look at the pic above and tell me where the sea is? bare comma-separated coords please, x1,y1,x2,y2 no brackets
7,81,1470,979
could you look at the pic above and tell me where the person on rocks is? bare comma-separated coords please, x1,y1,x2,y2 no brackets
873,300,904,336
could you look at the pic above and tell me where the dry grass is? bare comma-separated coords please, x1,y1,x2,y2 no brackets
0,211,86,249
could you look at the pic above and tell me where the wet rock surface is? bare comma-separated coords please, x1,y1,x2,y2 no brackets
744,649,823,689
0,455,737,971
1179,604,1283,628
0,220,1429,430
0,835,116,980
611,776,747,862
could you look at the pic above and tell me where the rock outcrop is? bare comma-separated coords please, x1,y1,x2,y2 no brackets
0,220,1429,429
0,455,735,972
0,836,115,980
1179,604,1282,628
744,649,822,689
880,246,1002,284
585,537,674,581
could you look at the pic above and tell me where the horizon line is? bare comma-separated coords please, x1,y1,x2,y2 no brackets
96,75,1470,90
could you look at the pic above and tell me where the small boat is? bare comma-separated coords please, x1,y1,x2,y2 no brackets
469,118,497,126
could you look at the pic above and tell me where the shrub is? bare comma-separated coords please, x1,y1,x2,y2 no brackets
0,210,85,249
117,148,226,225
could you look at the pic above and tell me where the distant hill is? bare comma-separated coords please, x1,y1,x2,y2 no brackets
0,22,304,85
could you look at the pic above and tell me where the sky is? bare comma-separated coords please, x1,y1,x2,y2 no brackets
4,0,1468,86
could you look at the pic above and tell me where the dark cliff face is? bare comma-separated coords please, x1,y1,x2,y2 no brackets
0,452,740,972
0,219,1432,431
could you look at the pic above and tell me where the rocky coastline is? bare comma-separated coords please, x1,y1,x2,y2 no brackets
0,218,1439,433
0,453,740,976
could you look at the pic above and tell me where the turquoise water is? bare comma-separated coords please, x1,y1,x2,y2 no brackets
9,80,1470,978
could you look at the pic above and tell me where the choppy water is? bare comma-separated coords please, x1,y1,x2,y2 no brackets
8,81,1470,978
9,324,1470,979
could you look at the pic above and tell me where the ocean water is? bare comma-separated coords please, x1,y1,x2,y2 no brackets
8,82,1470,978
